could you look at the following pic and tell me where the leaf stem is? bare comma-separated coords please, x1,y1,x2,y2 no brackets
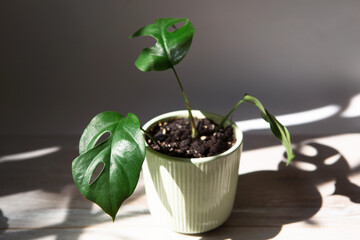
218,94,294,163
217,99,245,131
141,127,163,150
171,66,197,138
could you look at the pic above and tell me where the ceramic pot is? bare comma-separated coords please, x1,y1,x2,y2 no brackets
142,110,243,234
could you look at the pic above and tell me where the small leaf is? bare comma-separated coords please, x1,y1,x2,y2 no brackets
130,18,194,71
242,94,295,164
72,112,146,221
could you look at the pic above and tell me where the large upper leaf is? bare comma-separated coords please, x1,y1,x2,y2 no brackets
130,18,194,71
72,112,146,221
242,94,295,164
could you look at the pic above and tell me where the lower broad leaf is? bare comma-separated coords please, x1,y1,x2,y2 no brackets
72,113,145,221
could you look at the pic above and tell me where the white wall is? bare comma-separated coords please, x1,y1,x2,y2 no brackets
1,0,360,135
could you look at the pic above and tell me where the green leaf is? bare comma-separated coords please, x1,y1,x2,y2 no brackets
79,111,123,154
242,94,295,164
72,112,146,221
130,18,194,71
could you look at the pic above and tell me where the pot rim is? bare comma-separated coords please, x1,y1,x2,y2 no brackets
142,110,243,164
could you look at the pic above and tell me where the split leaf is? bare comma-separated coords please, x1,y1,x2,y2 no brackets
130,18,194,71
72,112,146,221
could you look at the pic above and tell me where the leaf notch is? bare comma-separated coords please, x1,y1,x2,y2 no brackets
130,18,195,72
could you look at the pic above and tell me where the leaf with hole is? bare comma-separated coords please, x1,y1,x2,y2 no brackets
130,18,194,71
79,111,123,154
72,112,146,221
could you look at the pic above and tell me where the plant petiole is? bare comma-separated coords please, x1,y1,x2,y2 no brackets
171,67,197,138
217,99,245,131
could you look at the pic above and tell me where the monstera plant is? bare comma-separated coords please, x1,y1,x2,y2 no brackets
72,18,294,222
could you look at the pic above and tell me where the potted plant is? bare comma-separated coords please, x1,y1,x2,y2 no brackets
72,18,294,234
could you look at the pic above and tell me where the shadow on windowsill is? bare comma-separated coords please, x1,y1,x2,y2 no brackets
198,141,360,239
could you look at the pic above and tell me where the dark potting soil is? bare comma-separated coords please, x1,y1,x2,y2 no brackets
146,117,236,158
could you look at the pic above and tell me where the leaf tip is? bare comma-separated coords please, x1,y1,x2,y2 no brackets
129,27,142,40
107,208,118,222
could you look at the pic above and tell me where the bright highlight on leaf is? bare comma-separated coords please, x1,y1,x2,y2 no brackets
72,112,146,221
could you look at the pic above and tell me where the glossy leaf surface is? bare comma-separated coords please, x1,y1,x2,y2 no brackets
72,112,146,220
79,111,123,154
130,18,194,71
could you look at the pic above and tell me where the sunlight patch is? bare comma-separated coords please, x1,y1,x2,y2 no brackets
237,104,340,132
0,146,61,163
341,93,360,118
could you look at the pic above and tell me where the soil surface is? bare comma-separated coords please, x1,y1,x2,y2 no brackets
146,117,236,158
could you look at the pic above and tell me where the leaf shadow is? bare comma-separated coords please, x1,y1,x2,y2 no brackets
197,141,360,239
1,135,360,239
0,209,9,237
0,137,147,240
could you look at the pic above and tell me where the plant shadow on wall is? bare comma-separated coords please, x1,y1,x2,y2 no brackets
197,139,360,240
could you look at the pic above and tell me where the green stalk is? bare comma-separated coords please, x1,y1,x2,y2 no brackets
217,99,245,131
171,67,197,138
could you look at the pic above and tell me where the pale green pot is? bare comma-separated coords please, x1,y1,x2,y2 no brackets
142,110,243,234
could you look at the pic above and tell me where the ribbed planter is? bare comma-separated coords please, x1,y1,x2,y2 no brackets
142,110,243,234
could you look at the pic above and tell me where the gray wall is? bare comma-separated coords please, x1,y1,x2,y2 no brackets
1,0,360,136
